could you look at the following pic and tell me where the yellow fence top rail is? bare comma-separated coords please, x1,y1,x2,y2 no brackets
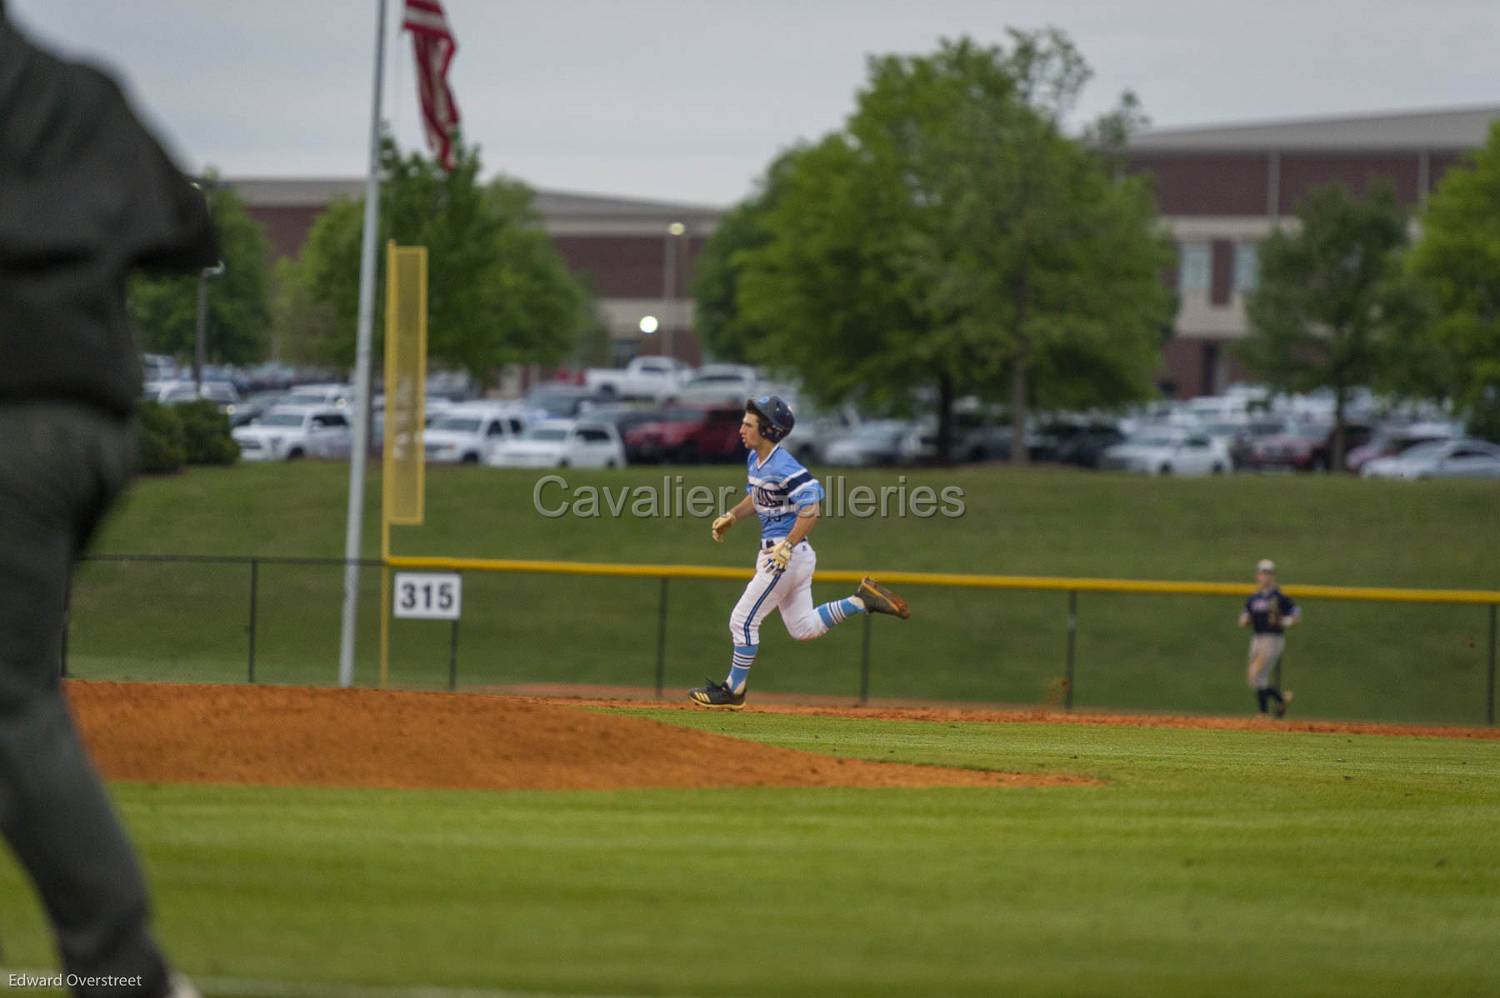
384,555,1500,606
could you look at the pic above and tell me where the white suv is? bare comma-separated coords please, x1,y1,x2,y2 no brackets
232,406,354,461
486,419,626,469
423,404,527,464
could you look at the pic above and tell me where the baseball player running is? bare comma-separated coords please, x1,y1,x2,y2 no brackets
1238,558,1299,717
690,395,910,709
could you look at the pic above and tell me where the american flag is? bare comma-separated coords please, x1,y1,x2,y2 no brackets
401,0,461,171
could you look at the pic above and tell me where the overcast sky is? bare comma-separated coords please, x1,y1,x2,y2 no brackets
9,1,1499,206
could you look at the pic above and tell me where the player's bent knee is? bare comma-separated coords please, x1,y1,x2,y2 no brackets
785,615,827,641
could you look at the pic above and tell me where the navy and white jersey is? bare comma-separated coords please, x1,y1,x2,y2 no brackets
745,444,825,541
1245,587,1298,634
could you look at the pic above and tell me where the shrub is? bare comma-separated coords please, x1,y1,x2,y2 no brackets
176,399,240,465
136,401,186,474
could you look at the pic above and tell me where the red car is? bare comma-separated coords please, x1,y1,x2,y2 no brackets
623,405,745,464
1244,421,1373,472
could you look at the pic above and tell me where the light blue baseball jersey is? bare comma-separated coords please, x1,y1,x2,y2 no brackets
745,444,825,541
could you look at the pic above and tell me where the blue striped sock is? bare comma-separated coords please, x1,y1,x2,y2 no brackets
816,597,865,630
726,644,757,694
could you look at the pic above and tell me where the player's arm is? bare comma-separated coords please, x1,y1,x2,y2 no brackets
1281,595,1301,628
711,495,755,541
1238,611,1250,628
785,502,820,545
763,502,819,572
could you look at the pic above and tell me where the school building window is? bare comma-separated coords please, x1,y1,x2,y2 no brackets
1178,242,1210,293
1234,242,1259,292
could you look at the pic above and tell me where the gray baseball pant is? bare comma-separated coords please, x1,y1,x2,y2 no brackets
0,403,171,998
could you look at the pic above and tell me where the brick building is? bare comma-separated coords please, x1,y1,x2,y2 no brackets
1129,104,1500,396
232,103,1500,394
232,178,720,366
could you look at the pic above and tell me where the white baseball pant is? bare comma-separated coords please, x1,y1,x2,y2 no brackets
728,540,829,647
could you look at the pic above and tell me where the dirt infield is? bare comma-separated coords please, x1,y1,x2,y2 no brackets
491,683,1500,741
63,681,1095,792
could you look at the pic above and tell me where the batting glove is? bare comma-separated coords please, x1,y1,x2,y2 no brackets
766,538,794,574
711,514,735,542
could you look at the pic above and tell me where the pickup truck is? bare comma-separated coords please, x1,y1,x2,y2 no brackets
583,357,692,401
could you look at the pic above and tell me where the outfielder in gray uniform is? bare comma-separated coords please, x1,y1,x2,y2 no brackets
1238,559,1299,718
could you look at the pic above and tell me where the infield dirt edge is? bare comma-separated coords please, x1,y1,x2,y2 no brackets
65,681,1100,792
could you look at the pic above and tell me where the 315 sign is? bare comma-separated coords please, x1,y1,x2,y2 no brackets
392,572,462,620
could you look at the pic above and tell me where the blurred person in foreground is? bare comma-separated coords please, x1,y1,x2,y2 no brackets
1238,559,1300,718
0,7,215,996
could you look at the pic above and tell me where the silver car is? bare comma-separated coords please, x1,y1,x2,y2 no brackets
1361,438,1500,480
824,420,916,466
675,364,761,404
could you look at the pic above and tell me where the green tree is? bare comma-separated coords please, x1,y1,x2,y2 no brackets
722,32,1171,463
299,136,591,383
267,256,342,367
692,155,799,364
734,134,921,413
1408,123,1500,441
128,176,270,365
1241,182,1418,469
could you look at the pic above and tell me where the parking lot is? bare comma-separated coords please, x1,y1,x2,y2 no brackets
149,355,1500,481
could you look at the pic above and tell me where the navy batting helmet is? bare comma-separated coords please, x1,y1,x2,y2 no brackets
746,395,795,442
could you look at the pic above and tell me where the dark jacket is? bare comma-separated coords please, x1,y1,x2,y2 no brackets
0,18,218,417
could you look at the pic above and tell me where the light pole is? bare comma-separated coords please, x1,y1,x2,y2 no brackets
662,221,685,360
193,261,226,391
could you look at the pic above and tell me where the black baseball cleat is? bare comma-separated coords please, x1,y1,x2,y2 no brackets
1275,690,1295,719
689,678,746,710
857,577,911,619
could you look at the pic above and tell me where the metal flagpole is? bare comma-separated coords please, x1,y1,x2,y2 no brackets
338,0,390,688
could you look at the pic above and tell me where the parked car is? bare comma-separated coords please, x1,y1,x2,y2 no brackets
782,403,861,465
142,353,178,383
426,369,478,403
583,356,692,401
1226,418,1290,469
825,421,917,467
147,378,239,405
244,361,298,392
1099,427,1230,476
422,404,527,464
232,390,291,428
485,418,626,469
231,405,354,461
201,364,251,394
622,405,744,464
900,425,943,465
523,383,605,420
898,411,1051,465
1345,422,1462,474
1361,438,1500,480
1053,424,1126,469
675,364,761,404
585,403,673,444
280,383,356,410
1243,421,1373,472
147,379,243,421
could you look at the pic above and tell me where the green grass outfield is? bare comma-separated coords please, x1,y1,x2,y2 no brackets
66,462,1500,723
2,710,1497,996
